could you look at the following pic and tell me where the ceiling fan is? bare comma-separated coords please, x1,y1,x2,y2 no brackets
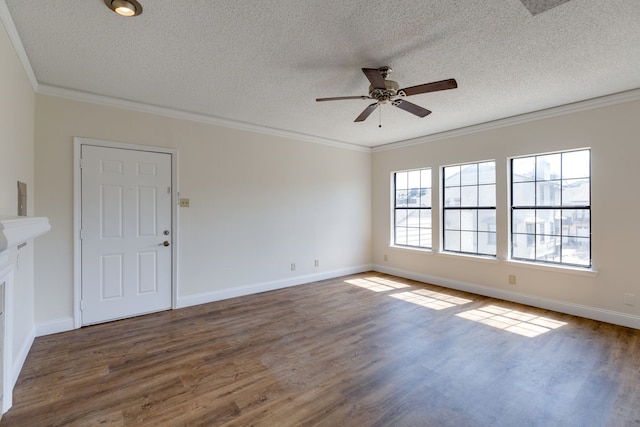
316,67,457,123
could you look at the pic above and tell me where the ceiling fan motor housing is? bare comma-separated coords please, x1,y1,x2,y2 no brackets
369,80,400,103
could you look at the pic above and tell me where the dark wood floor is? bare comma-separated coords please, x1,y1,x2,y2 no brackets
2,272,639,426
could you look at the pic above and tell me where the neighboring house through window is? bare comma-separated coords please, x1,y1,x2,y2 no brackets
443,161,496,256
393,168,432,249
511,149,591,267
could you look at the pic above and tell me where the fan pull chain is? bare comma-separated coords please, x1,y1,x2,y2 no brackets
379,106,382,128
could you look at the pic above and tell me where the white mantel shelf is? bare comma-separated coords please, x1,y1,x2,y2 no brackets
0,216,51,253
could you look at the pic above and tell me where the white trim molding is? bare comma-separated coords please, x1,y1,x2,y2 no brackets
177,265,373,309
0,0,39,91
39,85,369,153
373,264,640,330
0,216,51,252
373,88,640,152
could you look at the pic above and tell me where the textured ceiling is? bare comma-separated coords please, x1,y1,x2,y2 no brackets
3,0,640,148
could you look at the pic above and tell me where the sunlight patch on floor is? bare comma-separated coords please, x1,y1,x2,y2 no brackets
345,277,412,292
390,290,473,310
456,305,567,337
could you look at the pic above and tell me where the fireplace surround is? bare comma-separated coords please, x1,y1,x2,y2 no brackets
0,216,50,413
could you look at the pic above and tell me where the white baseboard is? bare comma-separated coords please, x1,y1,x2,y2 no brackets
177,265,373,309
373,264,640,330
35,317,75,337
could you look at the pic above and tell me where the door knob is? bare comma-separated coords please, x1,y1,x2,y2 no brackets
162,241,170,247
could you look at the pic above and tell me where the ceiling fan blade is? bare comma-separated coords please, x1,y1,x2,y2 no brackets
400,78,458,97
362,68,386,90
354,103,379,122
316,96,370,102
392,99,432,118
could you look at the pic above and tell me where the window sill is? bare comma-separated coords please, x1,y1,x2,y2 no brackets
502,259,599,277
389,244,433,254
437,251,500,264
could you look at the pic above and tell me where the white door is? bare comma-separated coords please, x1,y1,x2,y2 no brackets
81,145,172,325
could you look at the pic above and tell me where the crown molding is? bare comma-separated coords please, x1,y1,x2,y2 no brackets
36,84,370,153
0,0,38,92
372,88,640,152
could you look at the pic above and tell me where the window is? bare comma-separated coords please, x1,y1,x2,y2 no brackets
393,168,431,249
443,161,496,256
511,149,591,267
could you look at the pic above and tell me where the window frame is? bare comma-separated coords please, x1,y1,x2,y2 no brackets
441,160,497,257
509,148,592,268
392,168,432,250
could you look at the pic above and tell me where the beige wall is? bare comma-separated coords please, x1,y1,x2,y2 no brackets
372,99,640,326
34,95,372,325
0,17,36,367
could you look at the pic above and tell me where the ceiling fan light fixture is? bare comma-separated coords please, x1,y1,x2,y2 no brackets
105,0,143,17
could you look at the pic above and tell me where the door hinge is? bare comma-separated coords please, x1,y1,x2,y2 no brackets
80,300,84,311
79,158,83,169
167,186,171,194
80,229,85,240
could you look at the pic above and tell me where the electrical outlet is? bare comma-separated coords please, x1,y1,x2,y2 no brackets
508,275,517,285
290,263,296,271
384,254,388,262
314,259,319,267
179,198,190,208
624,293,636,306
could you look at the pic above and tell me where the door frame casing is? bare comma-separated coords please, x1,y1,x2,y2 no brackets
73,137,179,329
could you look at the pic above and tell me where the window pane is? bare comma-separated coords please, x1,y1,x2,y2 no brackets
478,162,496,184
536,181,560,206
536,235,560,263
562,209,590,237
460,210,477,231
511,157,536,182
537,153,561,180
395,227,407,246
512,209,536,234
444,165,460,187
561,237,590,266
444,230,460,251
407,191,420,207
460,231,477,253
460,186,478,207
478,184,496,206
396,171,408,190
512,157,535,182
395,209,408,226
444,186,460,207
419,188,432,208
420,169,432,188
460,163,478,186
478,210,496,232
562,179,589,206
478,232,496,255
420,228,432,248
444,209,461,230
407,227,420,246
512,233,534,259
408,209,425,227
396,190,407,207
562,150,590,179
420,209,432,229
512,182,535,206
407,170,421,190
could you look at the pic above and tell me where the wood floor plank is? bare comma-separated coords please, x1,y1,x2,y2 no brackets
2,272,640,426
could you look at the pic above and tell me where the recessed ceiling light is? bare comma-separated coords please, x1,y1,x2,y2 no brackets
104,0,143,17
